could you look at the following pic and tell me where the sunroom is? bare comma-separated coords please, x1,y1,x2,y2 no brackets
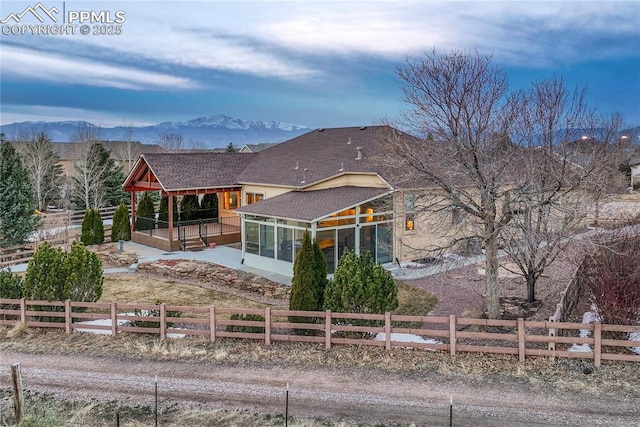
235,186,394,276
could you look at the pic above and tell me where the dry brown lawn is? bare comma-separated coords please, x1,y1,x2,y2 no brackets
100,274,268,309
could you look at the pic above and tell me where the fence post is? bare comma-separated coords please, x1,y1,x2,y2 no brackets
517,318,525,363
11,363,24,425
385,312,391,351
19,298,26,323
265,307,271,346
65,299,72,334
159,303,167,340
210,306,216,342
325,310,332,349
111,302,118,336
548,317,556,362
593,322,602,368
449,315,456,357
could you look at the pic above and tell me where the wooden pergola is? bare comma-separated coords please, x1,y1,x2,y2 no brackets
123,152,252,251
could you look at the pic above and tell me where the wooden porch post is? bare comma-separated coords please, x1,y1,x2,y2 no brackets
130,191,137,232
168,194,174,243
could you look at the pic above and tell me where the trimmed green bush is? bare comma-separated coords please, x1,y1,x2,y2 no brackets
136,192,155,231
110,201,131,242
80,209,104,245
23,241,103,303
324,249,398,329
0,269,23,299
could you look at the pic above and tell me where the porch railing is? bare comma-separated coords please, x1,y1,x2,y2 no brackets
135,216,240,241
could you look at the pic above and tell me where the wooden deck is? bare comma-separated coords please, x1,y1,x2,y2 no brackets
132,219,241,251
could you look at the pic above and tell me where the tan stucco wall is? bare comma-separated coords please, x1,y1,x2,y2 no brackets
305,174,388,191
241,184,295,201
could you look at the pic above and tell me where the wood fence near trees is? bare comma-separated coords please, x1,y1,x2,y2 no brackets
0,206,122,268
1,299,639,367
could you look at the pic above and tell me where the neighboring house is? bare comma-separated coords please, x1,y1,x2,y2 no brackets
630,157,640,189
238,142,279,153
51,141,165,177
123,126,448,276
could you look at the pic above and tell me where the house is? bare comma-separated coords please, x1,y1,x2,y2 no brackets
123,126,445,276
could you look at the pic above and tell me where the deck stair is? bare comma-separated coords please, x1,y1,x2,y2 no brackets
181,236,206,251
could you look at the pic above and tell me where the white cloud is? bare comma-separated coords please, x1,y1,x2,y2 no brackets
1,45,196,90
2,1,638,86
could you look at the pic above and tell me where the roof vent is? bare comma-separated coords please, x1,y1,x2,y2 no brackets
301,168,308,184
339,162,344,172
355,147,363,160
318,128,325,132
347,137,352,145
360,126,367,130
294,161,299,170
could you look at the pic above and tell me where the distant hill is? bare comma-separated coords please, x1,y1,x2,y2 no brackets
0,114,312,148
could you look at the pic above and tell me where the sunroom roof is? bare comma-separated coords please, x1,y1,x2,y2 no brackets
235,186,392,222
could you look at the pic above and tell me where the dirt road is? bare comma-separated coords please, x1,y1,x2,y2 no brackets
1,351,637,426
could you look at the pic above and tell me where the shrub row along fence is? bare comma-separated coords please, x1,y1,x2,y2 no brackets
0,206,121,268
1,299,639,368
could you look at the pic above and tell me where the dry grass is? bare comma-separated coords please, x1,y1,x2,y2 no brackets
394,281,438,316
101,274,267,308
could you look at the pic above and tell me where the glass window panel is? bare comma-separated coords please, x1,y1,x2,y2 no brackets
359,225,376,257
337,228,356,263
245,222,259,255
277,227,293,262
316,229,336,274
376,223,392,264
259,223,275,258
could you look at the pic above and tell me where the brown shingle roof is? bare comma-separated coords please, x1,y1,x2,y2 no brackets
236,126,416,188
142,152,256,191
235,186,392,222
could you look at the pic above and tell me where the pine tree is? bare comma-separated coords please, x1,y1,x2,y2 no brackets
201,193,218,219
158,196,177,228
136,192,155,231
110,201,131,242
289,231,327,333
22,242,68,301
64,241,103,302
180,195,200,221
0,140,40,246
80,209,105,245
324,249,398,322
23,241,103,303
0,269,22,299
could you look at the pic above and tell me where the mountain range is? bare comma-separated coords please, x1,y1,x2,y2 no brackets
0,114,312,148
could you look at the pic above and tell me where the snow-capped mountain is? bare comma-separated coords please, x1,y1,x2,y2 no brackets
0,115,312,148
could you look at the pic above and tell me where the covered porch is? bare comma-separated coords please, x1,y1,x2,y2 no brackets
123,152,255,251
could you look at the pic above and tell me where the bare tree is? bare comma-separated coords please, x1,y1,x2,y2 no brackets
70,125,108,209
500,82,626,303
11,129,63,211
157,131,183,152
388,50,607,318
114,119,142,173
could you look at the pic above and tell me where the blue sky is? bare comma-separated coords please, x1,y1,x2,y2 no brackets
1,0,639,129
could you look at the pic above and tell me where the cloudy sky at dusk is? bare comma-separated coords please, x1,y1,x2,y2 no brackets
1,0,639,129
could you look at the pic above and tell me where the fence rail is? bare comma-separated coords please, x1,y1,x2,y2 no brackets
1,299,639,367
0,206,122,268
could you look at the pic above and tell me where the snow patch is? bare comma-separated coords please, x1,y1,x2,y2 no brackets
375,333,442,350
